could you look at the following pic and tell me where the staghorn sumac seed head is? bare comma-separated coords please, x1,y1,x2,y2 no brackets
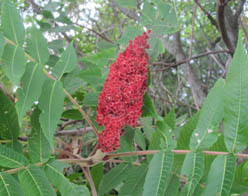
96,31,151,152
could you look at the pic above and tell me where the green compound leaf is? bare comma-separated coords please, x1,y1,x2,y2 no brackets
44,160,90,196
1,0,25,45
0,172,25,196
177,112,200,150
180,151,204,196
16,63,45,125
151,19,178,34
224,35,248,153
163,106,175,131
38,80,65,147
19,165,56,196
0,90,20,141
163,174,180,195
190,79,224,150
119,164,148,196
141,117,154,141
118,26,142,46
1,45,26,85
156,121,176,150
203,154,236,196
53,42,77,80
0,32,6,57
83,92,100,107
142,92,163,121
115,0,136,8
82,47,117,67
62,109,83,120
0,144,29,168
28,107,51,163
143,151,174,196
90,163,104,192
157,2,178,26
147,33,164,62
78,67,104,85
230,160,248,195
134,130,146,150
27,27,49,64
140,2,156,25
99,163,133,195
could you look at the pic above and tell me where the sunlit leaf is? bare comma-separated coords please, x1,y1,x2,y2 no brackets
28,107,51,163
27,27,49,64
140,2,156,25
19,165,56,196
1,45,26,85
180,151,204,196
224,34,248,152
203,154,236,196
177,112,199,150
1,0,25,45
142,93,163,121
190,79,224,150
44,160,90,196
99,163,133,195
119,164,148,196
115,0,136,8
38,80,65,146
0,144,29,168
143,151,174,196
82,48,116,67
163,174,180,195
0,172,25,196
53,42,77,80
118,26,142,46
16,63,45,124
0,90,20,141
134,130,146,150
0,32,6,57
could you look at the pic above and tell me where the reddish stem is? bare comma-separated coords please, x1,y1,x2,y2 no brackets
107,149,248,159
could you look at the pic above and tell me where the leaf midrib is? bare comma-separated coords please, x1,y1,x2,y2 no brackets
0,174,11,196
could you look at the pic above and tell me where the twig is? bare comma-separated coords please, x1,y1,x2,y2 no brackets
55,127,93,136
74,23,114,44
4,149,248,176
6,162,43,174
107,150,248,159
150,50,230,71
63,90,99,137
187,4,199,110
82,167,98,196
59,120,81,130
0,81,15,103
194,0,218,29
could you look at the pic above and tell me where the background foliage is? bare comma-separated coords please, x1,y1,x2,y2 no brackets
0,0,248,195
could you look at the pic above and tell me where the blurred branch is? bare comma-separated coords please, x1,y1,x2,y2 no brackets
217,0,245,55
187,4,200,110
110,0,139,21
234,0,246,19
151,50,230,69
217,0,235,55
74,23,115,44
194,0,218,29
82,167,98,196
